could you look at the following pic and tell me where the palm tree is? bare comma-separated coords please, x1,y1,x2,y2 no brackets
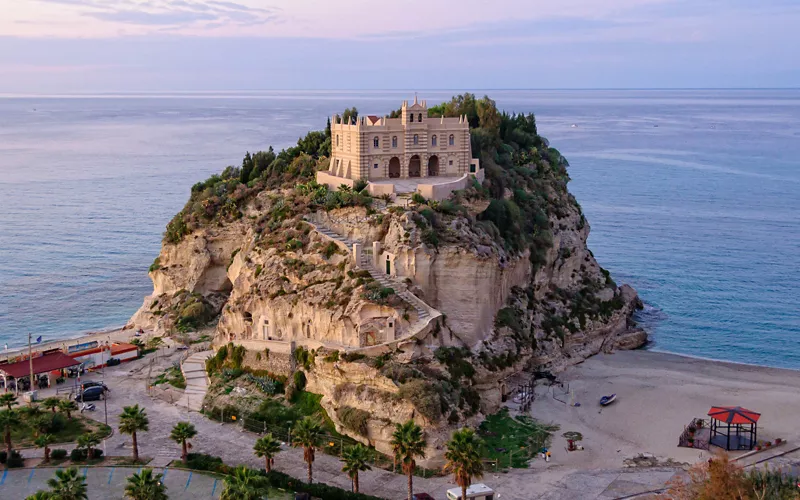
390,420,427,500
119,404,149,462
0,409,20,456
46,467,88,500
77,432,101,460
444,428,485,500
253,433,281,472
0,393,17,410
220,466,269,500
41,397,61,414
20,404,44,420
341,443,372,493
25,492,52,500
170,421,197,462
35,434,56,463
57,400,78,420
291,417,322,484
124,468,168,500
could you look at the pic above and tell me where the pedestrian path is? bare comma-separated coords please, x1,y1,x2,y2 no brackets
177,351,213,412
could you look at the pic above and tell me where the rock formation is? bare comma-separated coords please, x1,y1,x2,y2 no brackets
128,94,647,465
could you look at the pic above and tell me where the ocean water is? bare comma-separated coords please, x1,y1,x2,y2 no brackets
1,90,798,368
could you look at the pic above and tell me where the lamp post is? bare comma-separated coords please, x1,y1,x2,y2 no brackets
27,333,35,402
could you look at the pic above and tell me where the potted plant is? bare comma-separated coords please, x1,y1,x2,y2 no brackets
755,445,762,451
775,438,782,445
765,441,772,448
688,437,695,448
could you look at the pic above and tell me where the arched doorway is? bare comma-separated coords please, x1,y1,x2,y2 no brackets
388,157,401,178
408,155,421,177
427,155,439,176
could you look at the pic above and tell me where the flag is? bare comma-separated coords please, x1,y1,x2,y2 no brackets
36,336,42,343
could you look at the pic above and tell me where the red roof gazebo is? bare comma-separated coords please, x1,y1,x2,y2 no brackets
708,406,760,451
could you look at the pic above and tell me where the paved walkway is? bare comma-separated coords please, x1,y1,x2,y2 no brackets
177,351,213,412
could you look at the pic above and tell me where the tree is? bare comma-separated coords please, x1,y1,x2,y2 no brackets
253,433,281,472
390,420,427,500
444,428,484,500
35,434,56,463
45,467,88,500
220,466,269,500
58,400,78,420
25,492,52,500
119,404,149,462
170,421,197,462
291,417,322,484
124,468,168,500
41,397,61,414
341,443,372,493
0,393,16,410
77,432,101,460
0,408,20,456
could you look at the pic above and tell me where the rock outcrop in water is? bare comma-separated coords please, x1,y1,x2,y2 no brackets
128,94,646,464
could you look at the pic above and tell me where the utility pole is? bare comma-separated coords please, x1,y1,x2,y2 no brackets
28,333,34,402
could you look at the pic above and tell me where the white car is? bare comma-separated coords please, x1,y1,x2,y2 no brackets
446,483,495,500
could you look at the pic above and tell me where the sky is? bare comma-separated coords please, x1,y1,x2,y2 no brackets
0,0,798,92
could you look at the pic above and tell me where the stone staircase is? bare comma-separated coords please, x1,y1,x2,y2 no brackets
177,350,213,412
305,216,439,341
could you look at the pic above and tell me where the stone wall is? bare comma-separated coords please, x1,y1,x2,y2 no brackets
242,349,294,378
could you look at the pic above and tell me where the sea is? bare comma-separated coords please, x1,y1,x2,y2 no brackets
1,90,798,368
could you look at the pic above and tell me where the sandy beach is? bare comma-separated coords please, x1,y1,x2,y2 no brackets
528,349,800,471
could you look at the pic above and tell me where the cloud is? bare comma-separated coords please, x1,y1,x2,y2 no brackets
29,0,280,29
87,9,218,25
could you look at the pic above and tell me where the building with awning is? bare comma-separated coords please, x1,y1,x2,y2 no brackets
0,352,80,393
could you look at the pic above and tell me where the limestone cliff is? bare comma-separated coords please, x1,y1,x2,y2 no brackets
129,94,647,466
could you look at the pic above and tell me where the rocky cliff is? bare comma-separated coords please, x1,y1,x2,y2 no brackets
128,94,647,465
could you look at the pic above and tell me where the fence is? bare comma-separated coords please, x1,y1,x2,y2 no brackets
202,405,444,478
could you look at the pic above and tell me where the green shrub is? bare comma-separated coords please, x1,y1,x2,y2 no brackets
250,400,299,428
494,307,524,335
353,179,368,193
336,406,370,436
149,257,161,272
185,453,225,473
262,469,383,500
51,449,68,460
398,379,442,422
70,448,87,461
322,241,339,259
293,371,307,391
411,193,427,204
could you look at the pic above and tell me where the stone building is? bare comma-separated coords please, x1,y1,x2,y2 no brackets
326,96,479,181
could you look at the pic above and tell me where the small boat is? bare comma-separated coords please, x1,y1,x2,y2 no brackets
599,394,617,406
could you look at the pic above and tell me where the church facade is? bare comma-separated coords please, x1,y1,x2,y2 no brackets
327,97,478,181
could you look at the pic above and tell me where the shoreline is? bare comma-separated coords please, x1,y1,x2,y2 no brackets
0,325,145,363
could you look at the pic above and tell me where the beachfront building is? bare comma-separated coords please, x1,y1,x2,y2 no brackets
317,97,482,200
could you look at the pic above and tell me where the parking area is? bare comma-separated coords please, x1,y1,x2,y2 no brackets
0,466,226,499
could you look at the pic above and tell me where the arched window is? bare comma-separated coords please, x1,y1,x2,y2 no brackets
410,114,414,123
449,134,455,146
392,136,398,148
418,113,422,122
431,135,437,146
413,134,419,145
373,136,379,148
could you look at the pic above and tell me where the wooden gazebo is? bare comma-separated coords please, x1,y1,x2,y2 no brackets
708,406,760,451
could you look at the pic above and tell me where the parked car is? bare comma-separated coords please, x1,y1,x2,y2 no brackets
446,484,495,500
413,494,436,500
81,381,109,392
75,386,106,402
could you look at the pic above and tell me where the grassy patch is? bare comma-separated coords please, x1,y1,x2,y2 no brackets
477,408,559,469
12,414,112,448
153,364,186,389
